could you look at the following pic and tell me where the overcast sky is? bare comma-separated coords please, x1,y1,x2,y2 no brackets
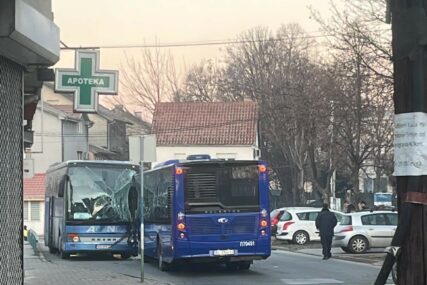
53,0,337,71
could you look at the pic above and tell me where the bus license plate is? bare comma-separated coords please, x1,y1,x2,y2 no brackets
212,249,236,256
96,244,111,249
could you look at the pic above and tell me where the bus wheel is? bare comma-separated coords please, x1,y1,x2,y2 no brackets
120,253,131,260
156,243,169,271
239,261,251,270
48,246,57,254
58,236,70,259
226,262,239,270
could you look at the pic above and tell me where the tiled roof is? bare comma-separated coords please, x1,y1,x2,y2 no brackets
152,102,258,145
52,104,82,120
24,173,45,200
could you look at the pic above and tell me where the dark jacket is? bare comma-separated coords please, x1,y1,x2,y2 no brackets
315,209,338,237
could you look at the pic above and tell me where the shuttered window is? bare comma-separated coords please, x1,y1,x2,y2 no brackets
23,201,29,220
30,202,40,221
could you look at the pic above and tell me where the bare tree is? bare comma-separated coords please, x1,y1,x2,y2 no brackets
311,1,394,195
111,47,179,120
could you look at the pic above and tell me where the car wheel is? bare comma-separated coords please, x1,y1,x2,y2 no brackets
341,247,352,253
349,236,368,254
293,231,309,245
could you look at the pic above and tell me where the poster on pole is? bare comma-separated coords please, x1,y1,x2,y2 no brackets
394,112,427,176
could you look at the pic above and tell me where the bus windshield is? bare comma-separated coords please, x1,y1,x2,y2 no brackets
67,164,138,224
184,162,259,213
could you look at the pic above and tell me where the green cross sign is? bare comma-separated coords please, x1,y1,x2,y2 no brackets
55,50,118,113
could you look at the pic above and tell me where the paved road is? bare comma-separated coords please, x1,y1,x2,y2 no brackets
37,246,393,285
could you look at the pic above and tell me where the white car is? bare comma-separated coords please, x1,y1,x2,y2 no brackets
333,211,397,253
276,207,344,245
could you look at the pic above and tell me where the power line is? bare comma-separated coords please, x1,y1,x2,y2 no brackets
59,33,333,50
59,28,391,51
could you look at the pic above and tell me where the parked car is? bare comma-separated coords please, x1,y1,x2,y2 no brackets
275,207,344,245
270,208,286,235
333,211,397,254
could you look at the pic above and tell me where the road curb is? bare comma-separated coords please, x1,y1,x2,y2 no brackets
272,245,384,266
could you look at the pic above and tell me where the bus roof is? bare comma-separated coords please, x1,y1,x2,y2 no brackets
46,160,139,173
153,159,262,169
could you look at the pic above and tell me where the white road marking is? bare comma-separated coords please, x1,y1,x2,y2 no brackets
281,278,344,284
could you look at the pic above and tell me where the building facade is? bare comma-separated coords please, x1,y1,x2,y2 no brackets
0,1,59,283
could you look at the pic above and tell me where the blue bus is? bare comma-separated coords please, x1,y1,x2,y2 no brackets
143,159,271,271
44,160,140,259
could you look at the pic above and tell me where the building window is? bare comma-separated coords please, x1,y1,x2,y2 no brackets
77,151,83,160
31,202,40,221
23,201,29,220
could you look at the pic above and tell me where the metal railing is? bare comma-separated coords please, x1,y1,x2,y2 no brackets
27,229,39,253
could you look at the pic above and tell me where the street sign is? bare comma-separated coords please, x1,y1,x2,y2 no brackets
55,50,118,113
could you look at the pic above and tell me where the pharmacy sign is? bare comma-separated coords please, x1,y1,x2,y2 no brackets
55,50,118,113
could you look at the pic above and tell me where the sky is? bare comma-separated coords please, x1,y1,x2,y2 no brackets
53,0,336,70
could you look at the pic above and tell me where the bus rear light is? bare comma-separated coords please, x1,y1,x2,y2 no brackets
260,220,268,227
67,233,80,242
179,233,186,239
260,230,267,236
177,223,186,231
282,221,294,231
258,165,267,173
175,168,183,175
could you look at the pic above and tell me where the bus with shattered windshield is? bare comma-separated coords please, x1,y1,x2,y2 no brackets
143,158,271,271
44,160,140,259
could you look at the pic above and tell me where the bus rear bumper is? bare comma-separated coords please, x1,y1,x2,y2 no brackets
174,239,271,261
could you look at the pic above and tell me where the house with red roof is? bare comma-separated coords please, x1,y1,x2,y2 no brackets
151,102,260,164
23,173,46,235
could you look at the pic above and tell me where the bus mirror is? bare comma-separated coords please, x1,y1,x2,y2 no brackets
58,176,66,197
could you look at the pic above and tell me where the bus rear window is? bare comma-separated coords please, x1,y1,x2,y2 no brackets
184,163,259,212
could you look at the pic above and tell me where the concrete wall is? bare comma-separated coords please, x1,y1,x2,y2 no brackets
62,120,88,161
31,107,62,173
23,200,45,235
88,114,108,149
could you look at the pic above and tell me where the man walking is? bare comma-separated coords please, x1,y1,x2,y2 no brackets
315,204,337,260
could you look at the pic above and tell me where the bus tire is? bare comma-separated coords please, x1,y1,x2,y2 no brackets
120,253,131,260
226,262,239,270
48,246,57,254
156,242,169,272
239,261,251,270
58,235,70,259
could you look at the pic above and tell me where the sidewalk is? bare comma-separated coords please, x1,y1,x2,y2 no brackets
24,242,168,285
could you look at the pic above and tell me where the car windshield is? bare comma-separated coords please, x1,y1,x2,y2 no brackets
67,164,139,224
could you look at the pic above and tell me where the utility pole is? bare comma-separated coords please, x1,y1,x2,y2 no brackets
375,1,427,284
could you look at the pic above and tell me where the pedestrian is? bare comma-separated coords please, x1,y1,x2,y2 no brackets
23,225,28,241
315,203,337,260
357,201,369,211
346,204,356,213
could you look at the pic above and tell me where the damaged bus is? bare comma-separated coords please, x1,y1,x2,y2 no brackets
143,158,271,271
44,160,140,259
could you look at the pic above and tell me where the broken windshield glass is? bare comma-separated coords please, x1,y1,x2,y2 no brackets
67,164,139,224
